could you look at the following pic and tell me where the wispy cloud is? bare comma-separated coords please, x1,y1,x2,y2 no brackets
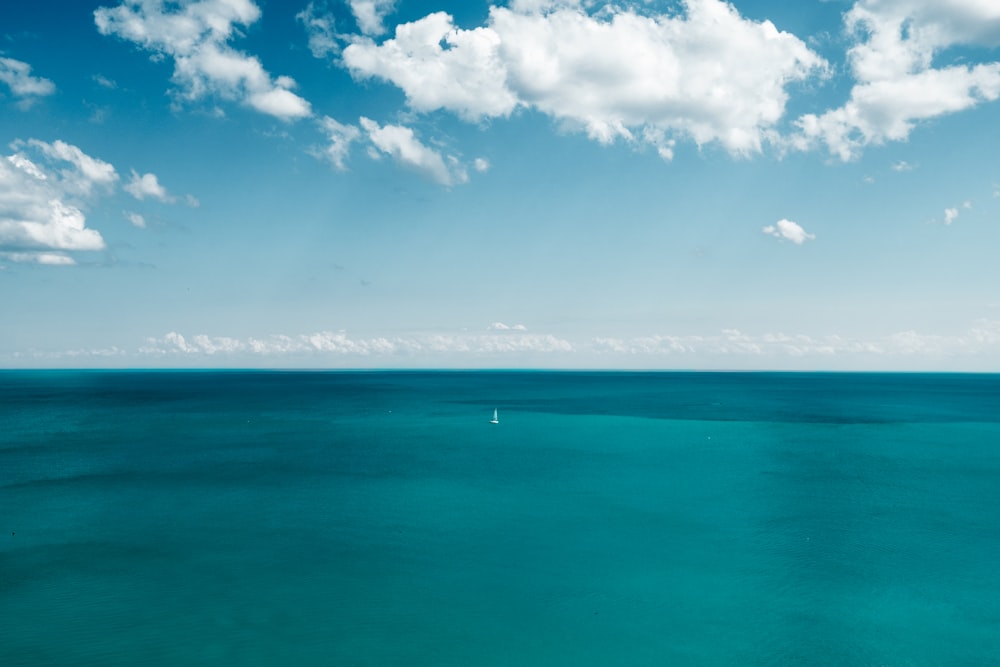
348,0,396,36
125,211,147,228
93,74,118,89
315,116,361,170
94,0,311,120
296,2,341,59
359,117,469,186
0,56,56,104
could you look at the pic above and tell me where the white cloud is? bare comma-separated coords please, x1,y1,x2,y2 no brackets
0,57,56,101
488,322,528,331
343,1,826,156
297,2,340,58
359,117,468,186
316,116,361,170
140,328,574,358
343,12,518,122
0,251,77,266
126,211,147,228
93,74,118,89
124,170,172,201
0,140,115,264
349,0,396,36
944,207,959,225
891,160,914,171
762,218,815,245
793,0,1000,160
23,139,118,196
30,319,1000,368
474,157,490,172
94,0,311,120
589,320,1000,363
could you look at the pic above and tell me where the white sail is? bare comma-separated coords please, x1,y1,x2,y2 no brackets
490,408,499,424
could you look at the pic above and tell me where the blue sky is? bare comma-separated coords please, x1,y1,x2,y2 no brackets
1,0,999,369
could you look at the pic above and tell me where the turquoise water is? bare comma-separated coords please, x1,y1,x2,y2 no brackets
2,371,999,665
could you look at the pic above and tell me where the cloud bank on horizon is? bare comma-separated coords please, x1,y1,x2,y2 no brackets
13,318,1000,371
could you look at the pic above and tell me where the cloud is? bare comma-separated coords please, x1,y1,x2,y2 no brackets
93,74,118,89
0,140,115,265
792,0,1000,159
94,0,311,120
0,57,56,102
125,211,147,228
590,320,1000,362
316,116,361,170
0,251,77,266
124,170,173,201
944,207,959,225
139,328,573,358
488,322,528,331
762,218,815,245
25,318,1000,368
891,160,914,171
22,139,119,196
342,1,826,156
343,12,518,122
297,2,340,58
349,0,396,36
359,117,468,186
474,157,490,172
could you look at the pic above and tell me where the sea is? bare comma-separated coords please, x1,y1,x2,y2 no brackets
2,370,999,666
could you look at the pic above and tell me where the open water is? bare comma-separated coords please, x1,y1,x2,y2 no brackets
2,371,999,665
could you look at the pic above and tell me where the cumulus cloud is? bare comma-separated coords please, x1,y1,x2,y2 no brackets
943,207,959,225
343,12,518,122
124,170,173,201
792,0,1000,159
762,218,815,245
0,57,56,102
342,0,826,156
0,140,115,265
94,0,311,120
359,117,468,186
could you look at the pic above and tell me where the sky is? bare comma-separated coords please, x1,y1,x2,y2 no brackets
1,0,999,370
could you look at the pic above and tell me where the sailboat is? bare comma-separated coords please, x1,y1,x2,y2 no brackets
489,408,499,424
